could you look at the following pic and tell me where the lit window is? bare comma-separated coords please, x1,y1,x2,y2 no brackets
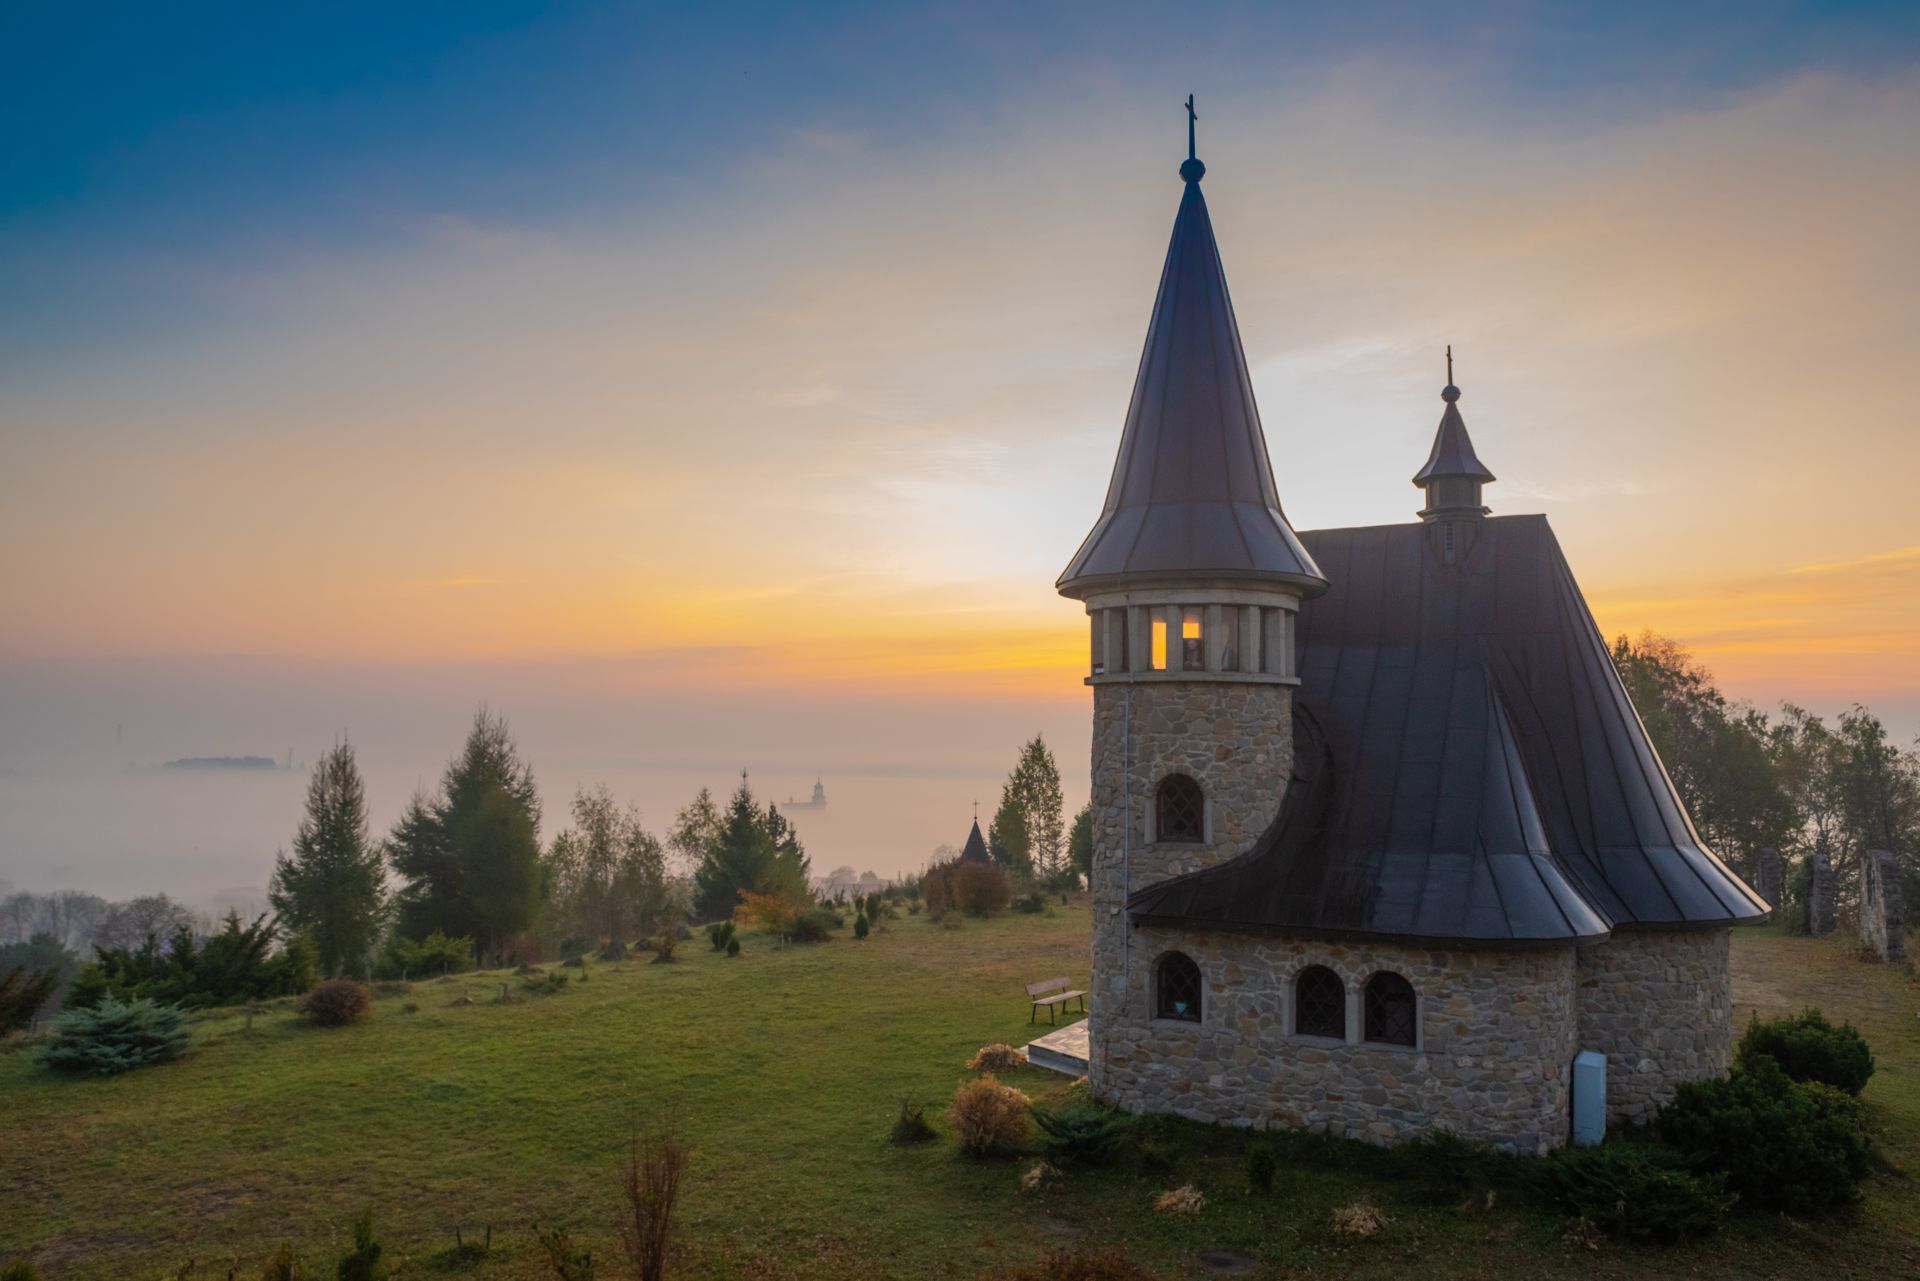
1182,609,1203,670
1151,617,1167,671
1155,952,1203,1022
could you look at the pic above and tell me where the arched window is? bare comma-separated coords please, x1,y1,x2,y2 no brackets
1294,965,1345,1039
1363,972,1418,1047
1154,952,1203,1022
1155,774,1204,844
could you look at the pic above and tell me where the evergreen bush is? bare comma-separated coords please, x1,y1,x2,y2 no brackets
0,965,61,1035
1658,1055,1871,1214
725,938,741,958
1246,1139,1277,1194
335,1209,388,1281
1,1259,46,1281
301,979,372,1027
1540,1142,1734,1240
1029,1103,1139,1167
853,912,870,939
1385,1130,1513,1205
786,909,839,944
39,997,189,1075
890,1096,937,1144
1737,1008,1874,1095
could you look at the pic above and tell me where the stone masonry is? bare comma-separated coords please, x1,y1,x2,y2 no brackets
1861,849,1907,962
1087,680,1293,1109
1755,847,1785,915
1574,929,1732,1126
1098,928,1577,1154
1808,849,1837,936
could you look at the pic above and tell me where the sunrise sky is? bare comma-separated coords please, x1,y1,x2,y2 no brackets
3,3,1918,893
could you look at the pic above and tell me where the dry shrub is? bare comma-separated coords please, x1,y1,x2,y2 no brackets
1561,1216,1604,1251
1019,1161,1060,1193
301,979,371,1027
258,1243,301,1280
948,1075,1031,1154
735,891,804,935
983,1245,1156,1281
967,1043,1025,1073
1151,1185,1205,1216
923,858,1015,919
617,1123,690,1281
650,932,677,964
1330,1201,1386,1236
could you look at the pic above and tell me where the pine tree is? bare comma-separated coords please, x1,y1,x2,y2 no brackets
691,775,780,922
987,793,1031,878
270,742,388,977
386,710,542,963
1015,736,1066,879
1068,803,1094,884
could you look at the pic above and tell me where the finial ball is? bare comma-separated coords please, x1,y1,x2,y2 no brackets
1179,157,1206,183
1441,384,1461,403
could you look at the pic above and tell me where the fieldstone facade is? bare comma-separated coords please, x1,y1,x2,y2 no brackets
1087,679,1294,1110
1573,929,1733,1126
1861,849,1906,962
1808,849,1837,936
1097,928,1577,1154
1755,847,1784,913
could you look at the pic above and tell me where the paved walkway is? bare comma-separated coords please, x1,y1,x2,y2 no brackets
1024,1018,1090,1076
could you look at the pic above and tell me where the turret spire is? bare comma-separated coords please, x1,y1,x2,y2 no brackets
1057,104,1322,600
1414,348,1495,527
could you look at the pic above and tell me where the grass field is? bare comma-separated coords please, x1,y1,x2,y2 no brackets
3,907,1917,1280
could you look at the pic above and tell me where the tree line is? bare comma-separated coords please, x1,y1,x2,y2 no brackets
1613,632,1919,915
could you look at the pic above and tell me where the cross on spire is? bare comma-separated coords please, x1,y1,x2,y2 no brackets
1179,95,1205,183
1446,344,1454,387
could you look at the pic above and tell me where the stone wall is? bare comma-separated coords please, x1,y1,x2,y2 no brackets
1808,850,1836,936
1574,929,1732,1126
1093,928,1578,1154
1086,679,1294,1105
1861,849,1906,962
1755,848,1784,916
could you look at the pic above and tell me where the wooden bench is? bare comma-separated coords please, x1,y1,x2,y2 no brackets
1027,976,1087,1024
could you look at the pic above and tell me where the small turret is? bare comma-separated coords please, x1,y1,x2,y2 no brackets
1413,348,1496,562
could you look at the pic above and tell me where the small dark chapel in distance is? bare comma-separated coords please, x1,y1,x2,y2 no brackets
1053,102,1769,1152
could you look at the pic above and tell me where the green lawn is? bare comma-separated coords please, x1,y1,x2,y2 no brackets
2,908,1916,1280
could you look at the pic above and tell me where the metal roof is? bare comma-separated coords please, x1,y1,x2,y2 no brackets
1127,515,1770,945
1412,383,1497,486
960,819,991,865
1057,154,1324,598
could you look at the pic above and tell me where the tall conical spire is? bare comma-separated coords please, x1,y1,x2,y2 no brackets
1414,346,1495,522
1058,100,1324,599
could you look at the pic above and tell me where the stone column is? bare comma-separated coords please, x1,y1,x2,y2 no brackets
1807,850,1836,937
1755,847,1785,914
1860,849,1906,962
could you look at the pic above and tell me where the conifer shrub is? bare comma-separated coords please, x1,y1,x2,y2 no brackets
39,997,189,1075
599,939,629,962
336,1209,388,1281
786,908,839,944
258,1242,302,1280
1,965,62,1034
1014,891,1048,915
853,912,870,939
301,979,371,1028
522,972,570,996
1540,1142,1734,1240
534,1225,593,1281
1658,1055,1871,1214
1385,1130,1514,1205
948,1075,1031,1155
1,1259,45,1281
1246,1139,1277,1194
1737,1008,1875,1095
890,1096,937,1144
1030,1103,1140,1167
377,930,474,979
706,920,737,951
725,937,741,958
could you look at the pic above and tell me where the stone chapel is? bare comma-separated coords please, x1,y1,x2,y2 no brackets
1055,117,1769,1153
